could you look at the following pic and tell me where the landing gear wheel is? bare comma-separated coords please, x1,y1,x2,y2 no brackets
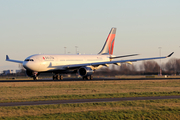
90,75,93,80
82,75,93,80
87,76,90,80
56,74,60,80
53,75,56,80
57,75,63,80
33,76,38,80
60,75,63,80
83,76,87,80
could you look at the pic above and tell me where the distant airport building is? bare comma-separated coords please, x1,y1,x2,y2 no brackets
16,70,21,73
3,70,13,75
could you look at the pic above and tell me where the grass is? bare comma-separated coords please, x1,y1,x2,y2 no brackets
0,79,180,102
0,79,180,119
0,99,180,119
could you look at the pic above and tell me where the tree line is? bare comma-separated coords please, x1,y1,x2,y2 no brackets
94,58,180,76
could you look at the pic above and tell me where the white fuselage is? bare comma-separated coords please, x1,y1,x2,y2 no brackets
23,54,110,72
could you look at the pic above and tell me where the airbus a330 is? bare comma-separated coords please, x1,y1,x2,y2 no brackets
6,28,174,80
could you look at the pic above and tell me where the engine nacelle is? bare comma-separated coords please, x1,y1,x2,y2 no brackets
78,67,93,77
26,70,39,77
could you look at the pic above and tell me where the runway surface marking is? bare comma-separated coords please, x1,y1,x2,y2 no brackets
0,96,180,107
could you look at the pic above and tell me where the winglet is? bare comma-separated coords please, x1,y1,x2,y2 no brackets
167,52,174,57
6,55,9,60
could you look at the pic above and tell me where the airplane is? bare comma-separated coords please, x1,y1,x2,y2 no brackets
6,28,174,80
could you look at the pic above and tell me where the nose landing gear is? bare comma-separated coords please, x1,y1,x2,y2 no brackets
33,76,38,80
33,72,39,80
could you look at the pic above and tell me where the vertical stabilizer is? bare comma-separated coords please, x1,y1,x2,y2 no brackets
98,28,116,55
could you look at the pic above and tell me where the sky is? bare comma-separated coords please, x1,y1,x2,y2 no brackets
0,0,180,72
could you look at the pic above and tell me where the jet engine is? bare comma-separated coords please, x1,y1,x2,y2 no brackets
78,67,94,76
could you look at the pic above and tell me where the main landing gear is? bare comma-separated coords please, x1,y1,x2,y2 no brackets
83,75,93,80
53,74,63,80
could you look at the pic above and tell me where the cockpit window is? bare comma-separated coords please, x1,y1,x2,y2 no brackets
24,59,34,61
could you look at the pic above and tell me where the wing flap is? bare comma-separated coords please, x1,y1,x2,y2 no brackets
109,54,139,59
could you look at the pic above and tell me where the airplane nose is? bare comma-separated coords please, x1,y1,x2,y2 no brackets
23,61,39,71
23,61,31,70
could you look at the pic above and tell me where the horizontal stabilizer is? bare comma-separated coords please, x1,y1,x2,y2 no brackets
6,55,9,60
6,55,23,63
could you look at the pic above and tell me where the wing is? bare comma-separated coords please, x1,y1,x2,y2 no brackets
59,52,174,69
6,55,23,63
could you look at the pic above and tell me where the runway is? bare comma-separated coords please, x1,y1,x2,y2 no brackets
0,96,180,107
0,77,180,82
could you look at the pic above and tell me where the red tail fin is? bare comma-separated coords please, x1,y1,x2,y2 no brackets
98,28,116,55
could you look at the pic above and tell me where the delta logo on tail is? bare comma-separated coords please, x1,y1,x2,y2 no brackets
98,28,116,55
